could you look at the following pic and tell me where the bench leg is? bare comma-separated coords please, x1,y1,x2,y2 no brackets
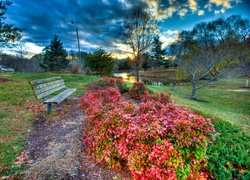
47,103,51,114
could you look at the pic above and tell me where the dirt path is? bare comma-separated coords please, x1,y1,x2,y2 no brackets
23,96,131,180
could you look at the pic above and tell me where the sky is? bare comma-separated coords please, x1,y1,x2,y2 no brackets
4,0,250,58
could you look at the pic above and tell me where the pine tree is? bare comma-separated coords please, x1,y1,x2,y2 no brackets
40,35,69,71
86,48,114,76
152,36,166,67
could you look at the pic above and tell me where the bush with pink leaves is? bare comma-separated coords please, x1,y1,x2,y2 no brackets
79,87,215,180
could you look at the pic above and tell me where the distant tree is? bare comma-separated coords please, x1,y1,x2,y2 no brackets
15,38,30,72
0,0,22,49
141,53,151,71
151,35,166,68
29,53,44,72
80,51,89,70
117,59,131,71
69,50,89,71
40,35,69,71
170,15,250,100
121,7,159,81
40,46,50,70
69,50,77,60
237,38,250,87
86,48,114,76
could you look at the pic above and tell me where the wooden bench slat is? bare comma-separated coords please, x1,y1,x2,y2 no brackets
32,79,65,91
33,81,66,96
44,88,77,104
29,76,62,85
36,85,66,99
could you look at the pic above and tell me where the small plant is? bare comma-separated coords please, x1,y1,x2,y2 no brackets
69,64,80,74
129,82,149,100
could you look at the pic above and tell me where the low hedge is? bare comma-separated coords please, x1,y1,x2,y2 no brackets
206,119,250,179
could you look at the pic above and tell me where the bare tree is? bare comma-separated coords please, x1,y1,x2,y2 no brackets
121,7,159,81
14,38,30,72
171,15,250,100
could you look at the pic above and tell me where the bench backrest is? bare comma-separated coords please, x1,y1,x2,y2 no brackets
29,76,66,99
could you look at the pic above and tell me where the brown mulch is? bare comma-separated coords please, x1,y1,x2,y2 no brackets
22,96,132,180
0,78,12,83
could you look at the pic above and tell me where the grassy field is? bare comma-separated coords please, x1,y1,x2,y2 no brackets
0,72,249,178
0,72,99,176
148,78,250,134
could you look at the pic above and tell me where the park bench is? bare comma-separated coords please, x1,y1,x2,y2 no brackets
29,76,77,114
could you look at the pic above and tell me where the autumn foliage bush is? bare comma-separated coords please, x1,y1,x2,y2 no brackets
129,82,149,100
79,86,215,180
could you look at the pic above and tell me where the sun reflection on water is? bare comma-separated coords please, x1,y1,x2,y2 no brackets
114,72,136,83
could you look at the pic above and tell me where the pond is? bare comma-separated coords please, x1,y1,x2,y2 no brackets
113,72,179,86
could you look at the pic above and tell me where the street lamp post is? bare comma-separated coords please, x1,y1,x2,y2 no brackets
71,21,82,74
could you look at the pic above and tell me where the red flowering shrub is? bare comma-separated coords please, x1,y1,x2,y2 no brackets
142,92,171,104
129,82,149,100
79,88,215,180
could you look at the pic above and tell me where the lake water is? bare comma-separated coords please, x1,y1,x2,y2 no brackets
113,72,178,86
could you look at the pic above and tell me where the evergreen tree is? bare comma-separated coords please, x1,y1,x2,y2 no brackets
86,48,114,76
40,46,50,70
40,35,69,71
151,36,166,68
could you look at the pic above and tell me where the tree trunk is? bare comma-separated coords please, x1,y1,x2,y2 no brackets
246,79,249,88
135,63,140,82
191,83,197,100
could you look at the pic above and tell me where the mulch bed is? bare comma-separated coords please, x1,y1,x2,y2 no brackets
0,78,12,83
22,96,131,179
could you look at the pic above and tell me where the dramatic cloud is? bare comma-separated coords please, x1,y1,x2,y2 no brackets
161,30,180,48
178,8,188,17
3,0,248,56
145,0,178,20
188,0,198,13
205,0,240,14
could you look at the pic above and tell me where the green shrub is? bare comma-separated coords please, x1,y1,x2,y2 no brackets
207,119,250,179
119,85,130,93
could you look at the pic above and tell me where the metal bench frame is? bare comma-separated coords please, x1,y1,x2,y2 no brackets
30,76,77,114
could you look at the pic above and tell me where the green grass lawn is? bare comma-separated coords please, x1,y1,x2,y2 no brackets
0,72,99,176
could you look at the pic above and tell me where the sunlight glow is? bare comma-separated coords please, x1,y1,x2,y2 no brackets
26,42,44,54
